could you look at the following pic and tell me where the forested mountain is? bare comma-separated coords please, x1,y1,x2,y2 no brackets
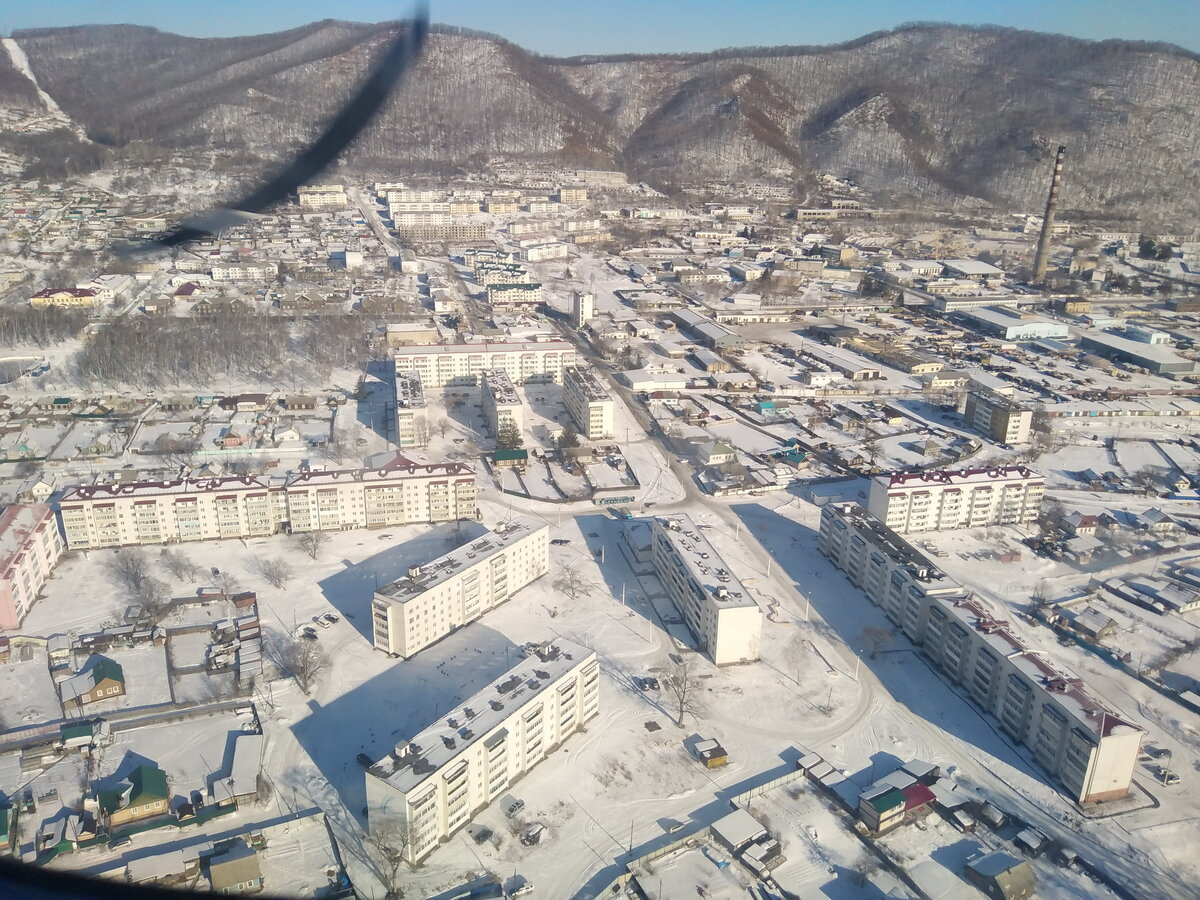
4,20,1200,222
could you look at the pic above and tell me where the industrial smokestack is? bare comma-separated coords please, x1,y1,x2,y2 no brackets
1033,145,1066,284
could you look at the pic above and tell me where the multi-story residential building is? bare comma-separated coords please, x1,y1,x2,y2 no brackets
391,211,453,227
480,369,524,437
366,638,599,861
563,366,615,440
0,503,66,629
388,200,451,216
372,518,549,657
210,263,279,282
485,283,543,310
399,223,488,242
477,265,530,287
296,184,347,208
57,462,477,550
557,187,588,204
483,199,520,215
963,388,1034,443
818,502,1143,804
649,516,762,665
572,291,594,329
395,370,428,449
391,341,577,388
867,467,1045,534
523,242,570,262
29,288,96,309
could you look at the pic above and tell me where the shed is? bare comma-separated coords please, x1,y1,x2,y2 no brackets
965,850,1037,900
208,843,263,894
694,738,728,768
711,808,767,853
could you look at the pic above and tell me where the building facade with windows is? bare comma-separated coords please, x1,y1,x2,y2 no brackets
866,466,1045,534
818,502,1143,804
563,366,615,440
391,341,576,388
963,388,1033,443
372,518,549,658
57,462,477,549
480,369,524,437
649,516,761,665
394,370,428,449
0,502,66,629
365,639,599,861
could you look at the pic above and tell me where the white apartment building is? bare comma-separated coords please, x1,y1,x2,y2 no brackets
486,283,543,310
557,187,588,204
210,263,278,282
563,366,615,440
819,502,1143,804
392,211,453,227
57,462,477,550
963,388,1034,443
564,218,602,233
391,341,577,388
366,638,599,861
371,518,549,657
523,242,569,262
0,503,66,630
297,184,347,208
395,370,428,449
478,266,530,287
572,290,594,329
867,466,1045,534
383,190,444,204
650,516,762,665
388,200,451,215
480,369,524,437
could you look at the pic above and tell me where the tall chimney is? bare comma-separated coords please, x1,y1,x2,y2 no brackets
1033,145,1066,284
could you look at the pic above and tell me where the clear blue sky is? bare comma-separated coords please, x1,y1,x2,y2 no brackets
2,1,1198,55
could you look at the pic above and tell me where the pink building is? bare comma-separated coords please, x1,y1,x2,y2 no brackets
0,504,65,630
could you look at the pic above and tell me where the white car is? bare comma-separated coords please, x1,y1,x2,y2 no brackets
313,616,332,629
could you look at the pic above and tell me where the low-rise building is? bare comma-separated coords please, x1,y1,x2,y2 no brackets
366,639,599,861
819,503,1143,804
867,466,1044,534
563,366,615,440
96,764,170,828
372,519,549,657
30,288,96,309
1079,331,1195,376
61,655,125,707
649,516,761,665
0,502,66,629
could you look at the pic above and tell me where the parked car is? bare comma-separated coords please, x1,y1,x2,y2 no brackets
500,794,525,819
324,613,341,624
301,627,319,640
314,615,332,629
467,824,493,845
550,539,571,546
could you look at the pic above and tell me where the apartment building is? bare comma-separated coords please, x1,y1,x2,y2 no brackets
400,223,488,242
563,366,615,440
0,503,66,629
391,341,577,388
210,263,279,282
57,462,477,550
649,516,762,665
486,283,543,310
963,388,1034,444
366,638,599,861
557,187,588,204
523,242,570,262
296,184,347,208
29,288,96,309
572,291,594,329
867,467,1045,534
818,503,1143,804
394,370,428,449
372,518,549,657
480,369,524,437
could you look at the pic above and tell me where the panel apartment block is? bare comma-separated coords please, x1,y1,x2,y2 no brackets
963,388,1033,444
372,518,549,658
480,369,524,437
391,341,577,388
563,366,615,440
0,503,66,629
867,466,1045,534
366,639,599,861
650,516,761,665
395,370,428,448
57,462,477,550
818,502,1142,804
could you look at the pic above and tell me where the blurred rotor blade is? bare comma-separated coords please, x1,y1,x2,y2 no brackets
156,6,428,248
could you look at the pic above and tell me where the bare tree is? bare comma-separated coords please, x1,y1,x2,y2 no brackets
254,558,293,589
283,637,328,695
861,626,893,659
159,548,199,582
109,549,151,595
297,531,330,560
436,417,450,439
1131,465,1165,495
784,632,808,686
133,576,173,624
352,821,413,897
325,428,353,465
662,655,703,727
553,565,596,603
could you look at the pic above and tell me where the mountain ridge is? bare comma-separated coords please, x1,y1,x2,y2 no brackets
2,21,1198,225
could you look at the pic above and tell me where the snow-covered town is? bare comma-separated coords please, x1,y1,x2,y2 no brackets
1,11,1200,898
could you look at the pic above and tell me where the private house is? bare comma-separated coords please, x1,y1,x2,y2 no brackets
60,655,125,708
96,764,170,828
207,842,263,894
965,850,1037,900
